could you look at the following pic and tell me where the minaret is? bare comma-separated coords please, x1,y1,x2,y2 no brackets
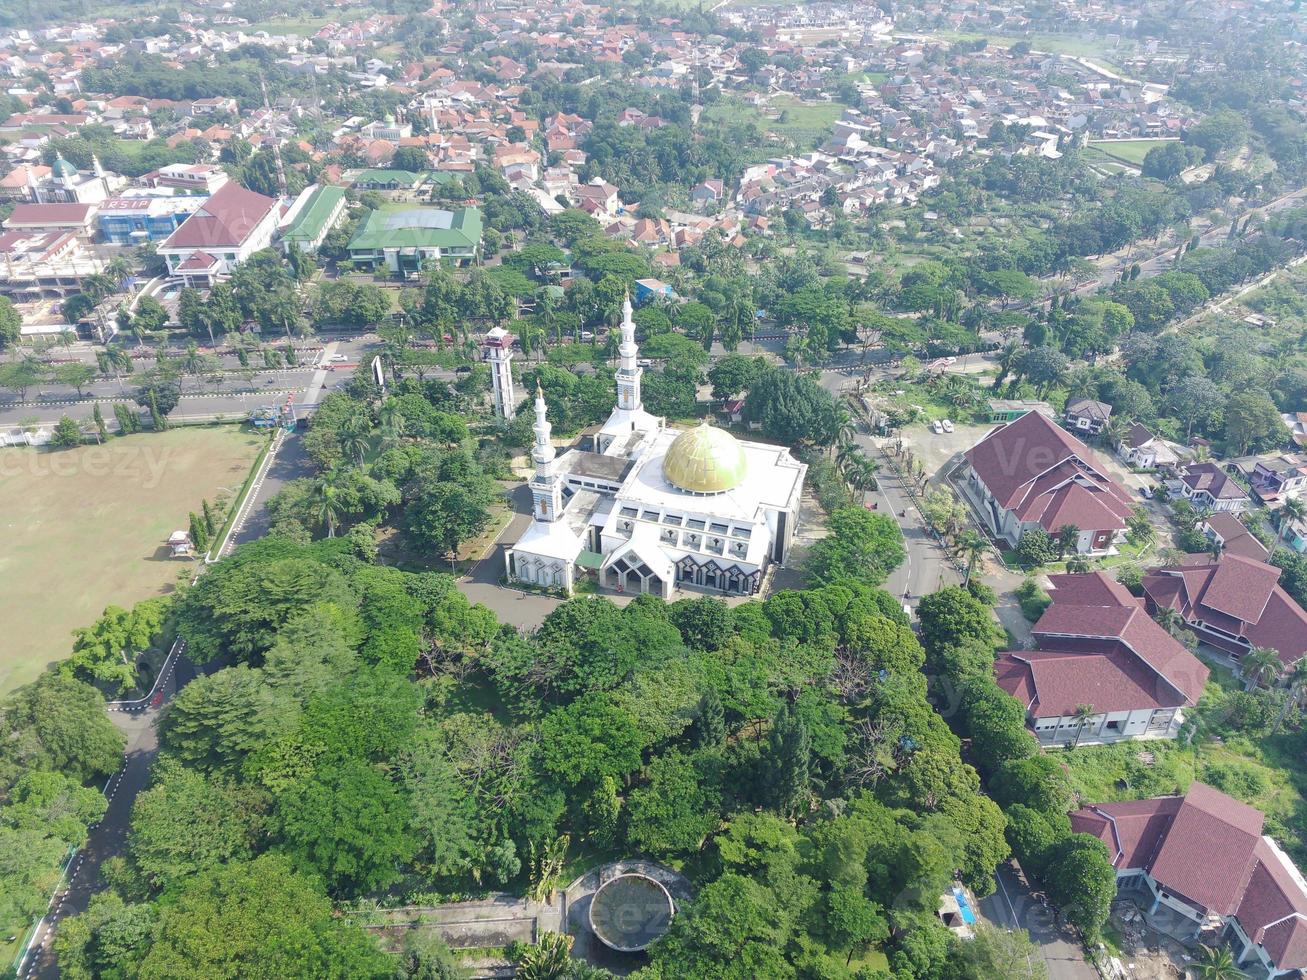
483,326,516,419
616,291,643,413
530,384,563,522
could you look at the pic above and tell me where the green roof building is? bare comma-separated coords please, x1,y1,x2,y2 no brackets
281,185,348,254
350,169,425,191
347,206,482,275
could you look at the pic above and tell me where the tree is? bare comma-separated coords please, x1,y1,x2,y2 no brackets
0,673,125,788
917,586,1001,654
1056,524,1081,561
273,756,419,895
643,873,792,980
65,597,168,691
0,294,20,348
1192,944,1244,980
1016,528,1056,567
804,508,905,587
708,353,766,402
1042,833,1118,940
1276,497,1307,551
54,361,97,396
948,924,1048,980
1224,392,1284,455
128,758,266,889
624,750,722,856
1242,645,1283,690
824,885,888,967
762,704,811,819
50,414,83,448
0,358,44,399
1167,375,1225,440
742,368,843,447
404,479,497,568
537,693,645,788
134,854,393,979
134,368,182,418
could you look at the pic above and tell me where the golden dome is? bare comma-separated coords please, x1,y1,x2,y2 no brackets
662,423,748,493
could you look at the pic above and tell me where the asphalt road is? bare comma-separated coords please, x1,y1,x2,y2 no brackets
980,862,1099,980
19,651,199,980
226,429,316,549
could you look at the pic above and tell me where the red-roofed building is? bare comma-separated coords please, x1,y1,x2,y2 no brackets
994,571,1208,744
157,183,280,285
1142,554,1307,668
1071,782,1307,976
962,410,1134,554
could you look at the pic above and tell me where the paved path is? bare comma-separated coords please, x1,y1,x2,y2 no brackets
19,653,200,980
980,862,1099,980
226,429,315,549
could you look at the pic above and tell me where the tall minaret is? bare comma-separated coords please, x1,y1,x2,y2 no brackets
530,384,563,523
616,291,643,413
483,326,516,419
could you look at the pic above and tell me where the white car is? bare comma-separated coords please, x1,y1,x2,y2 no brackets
329,354,349,362
931,420,945,434
941,419,955,433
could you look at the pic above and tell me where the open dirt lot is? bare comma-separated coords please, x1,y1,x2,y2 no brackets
0,426,266,693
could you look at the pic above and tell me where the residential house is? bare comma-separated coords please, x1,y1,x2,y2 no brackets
961,410,1135,554
1063,397,1112,436
156,183,281,286
690,179,725,207
1117,422,1184,471
1247,453,1307,505
1200,513,1269,562
994,572,1208,745
1142,553,1307,667
1071,782,1307,978
1166,462,1250,513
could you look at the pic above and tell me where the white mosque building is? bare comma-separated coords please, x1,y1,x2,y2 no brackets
505,296,807,598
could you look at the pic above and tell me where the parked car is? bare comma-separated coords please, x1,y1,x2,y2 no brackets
941,419,955,433
931,420,945,434
1139,484,1154,499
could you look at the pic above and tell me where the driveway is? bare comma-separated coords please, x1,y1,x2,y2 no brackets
980,862,1099,980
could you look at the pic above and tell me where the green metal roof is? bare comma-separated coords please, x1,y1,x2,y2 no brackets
577,550,605,570
351,168,424,187
282,185,347,243
348,206,482,252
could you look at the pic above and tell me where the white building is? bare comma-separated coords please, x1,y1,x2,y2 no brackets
156,183,281,286
505,295,806,598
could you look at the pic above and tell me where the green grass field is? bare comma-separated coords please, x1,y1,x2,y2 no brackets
0,426,266,694
1086,139,1173,166
702,96,843,149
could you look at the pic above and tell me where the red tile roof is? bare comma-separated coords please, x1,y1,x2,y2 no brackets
6,202,94,226
160,183,277,252
965,411,1133,535
1202,513,1269,561
1143,555,1307,666
1072,783,1307,970
996,572,1207,717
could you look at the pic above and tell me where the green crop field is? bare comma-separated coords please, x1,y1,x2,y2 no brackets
0,426,266,694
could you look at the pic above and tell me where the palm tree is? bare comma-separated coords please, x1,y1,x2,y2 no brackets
1072,703,1097,748
959,529,988,585
1192,943,1244,980
1269,657,1307,736
378,401,408,444
1275,497,1307,551
1152,606,1187,642
339,419,371,466
1242,645,1284,691
1056,524,1081,561
1126,506,1155,546
312,474,344,538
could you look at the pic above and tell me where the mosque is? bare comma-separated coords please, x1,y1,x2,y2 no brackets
504,296,807,598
